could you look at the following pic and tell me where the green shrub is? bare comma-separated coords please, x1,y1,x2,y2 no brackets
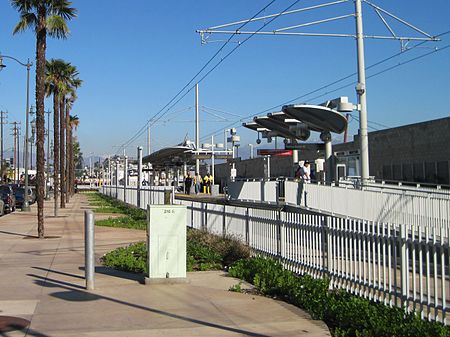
102,242,147,274
229,256,450,337
101,229,250,274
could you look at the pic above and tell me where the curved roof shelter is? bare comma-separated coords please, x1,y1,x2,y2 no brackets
282,104,348,134
243,100,349,142
143,140,196,169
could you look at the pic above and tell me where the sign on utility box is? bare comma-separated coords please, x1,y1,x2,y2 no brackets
146,204,187,284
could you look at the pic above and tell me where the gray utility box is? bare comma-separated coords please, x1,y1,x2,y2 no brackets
146,204,187,283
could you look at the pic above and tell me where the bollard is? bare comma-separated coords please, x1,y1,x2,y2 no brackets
84,210,95,290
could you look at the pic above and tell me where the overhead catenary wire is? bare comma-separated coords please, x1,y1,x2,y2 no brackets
116,0,280,153
199,30,450,141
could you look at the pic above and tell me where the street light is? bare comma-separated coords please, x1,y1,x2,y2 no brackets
0,54,32,211
30,118,36,170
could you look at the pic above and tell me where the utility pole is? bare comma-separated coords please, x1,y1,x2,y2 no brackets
147,126,151,156
0,111,8,177
10,122,21,183
354,0,369,185
195,83,200,175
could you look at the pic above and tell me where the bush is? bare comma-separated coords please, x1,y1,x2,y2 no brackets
229,256,450,337
102,229,251,274
102,242,147,274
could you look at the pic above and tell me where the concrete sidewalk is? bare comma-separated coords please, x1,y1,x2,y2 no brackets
0,194,330,337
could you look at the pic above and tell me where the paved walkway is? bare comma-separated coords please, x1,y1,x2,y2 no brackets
0,194,330,337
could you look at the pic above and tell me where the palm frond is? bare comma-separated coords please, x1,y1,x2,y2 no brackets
46,15,70,39
50,0,77,20
10,0,34,13
12,12,37,34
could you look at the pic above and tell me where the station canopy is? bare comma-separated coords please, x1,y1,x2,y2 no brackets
143,140,196,169
243,103,348,141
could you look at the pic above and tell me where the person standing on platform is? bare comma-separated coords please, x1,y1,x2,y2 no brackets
203,174,209,194
207,173,213,194
301,161,311,183
185,173,193,194
194,173,202,194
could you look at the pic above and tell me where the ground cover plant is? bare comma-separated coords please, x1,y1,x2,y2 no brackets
101,229,250,273
92,193,250,273
88,193,147,230
228,256,450,337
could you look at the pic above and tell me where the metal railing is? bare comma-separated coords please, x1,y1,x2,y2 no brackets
101,185,174,208
175,199,450,324
227,179,450,230
102,186,450,324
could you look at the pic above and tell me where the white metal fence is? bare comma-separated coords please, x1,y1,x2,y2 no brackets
175,199,450,324
101,186,450,324
228,179,450,231
101,185,174,208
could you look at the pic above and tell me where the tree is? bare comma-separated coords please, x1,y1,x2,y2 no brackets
45,58,66,217
12,0,76,238
63,75,81,204
68,114,79,196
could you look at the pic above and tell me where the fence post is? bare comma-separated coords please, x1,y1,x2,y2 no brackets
245,207,250,246
123,155,128,204
222,205,226,237
137,146,143,208
277,210,282,258
115,160,119,199
323,215,330,277
400,223,407,310
84,210,95,290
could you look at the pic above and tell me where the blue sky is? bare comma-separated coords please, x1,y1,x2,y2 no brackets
0,0,449,159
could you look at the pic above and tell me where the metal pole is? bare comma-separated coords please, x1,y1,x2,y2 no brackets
325,139,333,183
137,146,143,208
123,155,128,204
147,126,151,156
195,83,200,175
23,63,31,211
249,144,254,159
0,111,4,175
84,210,95,290
211,135,215,183
108,156,111,185
355,0,370,185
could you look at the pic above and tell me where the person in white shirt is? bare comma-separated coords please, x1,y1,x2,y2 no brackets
301,161,311,183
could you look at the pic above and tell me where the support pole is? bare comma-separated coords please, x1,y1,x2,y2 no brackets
123,155,128,204
211,135,215,183
355,0,370,185
195,83,200,175
321,131,333,183
115,160,119,199
23,63,31,211
137,146,143,209
147,126,151,156
84,210,95,290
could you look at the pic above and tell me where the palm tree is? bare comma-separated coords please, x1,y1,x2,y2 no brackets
45,59,67,217
60,65,80,207
68,114,79,197
12,0,76,238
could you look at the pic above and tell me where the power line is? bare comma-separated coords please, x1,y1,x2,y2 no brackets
117,0,280,153
199,30,450,141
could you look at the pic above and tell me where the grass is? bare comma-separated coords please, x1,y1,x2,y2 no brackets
87,193,146,230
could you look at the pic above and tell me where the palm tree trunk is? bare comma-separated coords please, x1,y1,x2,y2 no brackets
70,128,74,196
60,97,65,209
36,6,47,238
65,106,70,202
53,92,59,217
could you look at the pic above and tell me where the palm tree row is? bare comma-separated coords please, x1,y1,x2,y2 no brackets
45,59,81,215
12,0,77,238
